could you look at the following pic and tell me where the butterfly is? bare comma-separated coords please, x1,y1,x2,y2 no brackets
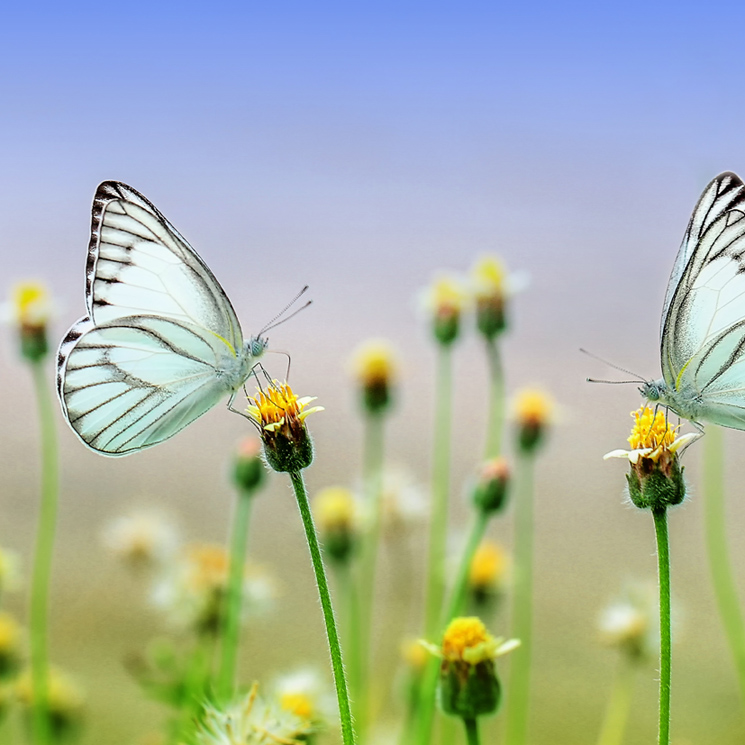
640,171,745,429
57,181,269,456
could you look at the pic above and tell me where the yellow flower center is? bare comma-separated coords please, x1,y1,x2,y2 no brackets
472,256,506,298
185,544,230,591
352,340,396,386
469,542,507,588
627,407,676,451
12,281,50,327
430,276,467,317
514,389,553,426
280,692,314,720
442,617,497,664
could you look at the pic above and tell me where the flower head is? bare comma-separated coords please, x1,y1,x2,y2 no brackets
0,613,23,681
232,436,267,494
423,617,519,719
471,458,510,515
247,381,323,473
273,668,335,726
513,388,554,454
102,510,179,571
314,487,360,563
598,581,659,661
192,684,312,745
471,255,509,340
152,543,275,633
468,541,509,605
7,281,52,362
16,666,84,738
422,274,468,345
350,339,398,414
604,408,699,510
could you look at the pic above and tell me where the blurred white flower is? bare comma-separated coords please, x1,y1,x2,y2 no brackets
102,510,180,570
272,668,336,724
598,581,659,660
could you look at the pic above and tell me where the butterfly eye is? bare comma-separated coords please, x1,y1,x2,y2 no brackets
251,338,267,358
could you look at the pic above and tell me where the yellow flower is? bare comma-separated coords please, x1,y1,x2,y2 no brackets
10,281,51,330
604,407,699,510
314,488,357,533
401,638,429,673
274,669,333,724
247,381,323,473
471,255,510,339
513,388,554,453
422,274,468,345
350,339,398,414
0,612,23,680
604,407,699,465
468,541,509,592
7,281,52,362
16,666,84,736
423,617,519,720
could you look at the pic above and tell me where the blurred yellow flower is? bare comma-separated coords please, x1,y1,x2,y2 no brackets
0,612,23,680
16,666,84,733
350,339,398,414
421,274,468,345
10,281,51,331
102,510,179,570
469,541,509,592
513,388,554,428
274,668,334,724
315,487,357,533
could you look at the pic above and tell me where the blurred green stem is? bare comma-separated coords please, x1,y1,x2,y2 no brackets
29,360,58,745
463,717,480,745
290,471,356,745
425,344,453,639
357,411,385,734
653,507,671,745
596,656,635,745
703,426,745,705
504,452,536,745
338,562,364,722
217,488,253,700
484,338,504,459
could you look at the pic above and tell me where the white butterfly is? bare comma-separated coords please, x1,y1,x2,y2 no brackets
641,171,745,429
57,181,268,456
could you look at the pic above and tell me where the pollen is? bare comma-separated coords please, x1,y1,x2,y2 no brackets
627,407,676,451
249,382,321,432
442,617,497,665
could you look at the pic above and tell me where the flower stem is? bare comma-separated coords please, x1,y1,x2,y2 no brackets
356,410,385,733
217,488,254,700
463,717,480,745
29,360,58,745
289,471,356,745
504,452,536,745
596,656,636,745
424,344,454,640
484,338,504,459
338,562,364,723
652,507,671,745
445,509,491,623
703,426,745,705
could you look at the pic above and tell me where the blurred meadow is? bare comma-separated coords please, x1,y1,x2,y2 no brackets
3,2,745,744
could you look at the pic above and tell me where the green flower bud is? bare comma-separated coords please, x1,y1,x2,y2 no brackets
232,437,267,494
472,458,510,514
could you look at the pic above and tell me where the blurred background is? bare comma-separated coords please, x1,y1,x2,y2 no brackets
2,1,745,742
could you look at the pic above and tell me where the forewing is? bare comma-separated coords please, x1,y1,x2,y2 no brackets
88,181,243,350
661,172,745,387
58,315,239,456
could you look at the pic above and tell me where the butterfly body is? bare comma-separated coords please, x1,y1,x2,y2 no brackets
57,181,266,456
643,171,745,430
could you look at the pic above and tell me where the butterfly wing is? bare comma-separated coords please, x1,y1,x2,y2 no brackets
660,172,745,426
58,315,247,456
87,181,243,349
57,182,251,455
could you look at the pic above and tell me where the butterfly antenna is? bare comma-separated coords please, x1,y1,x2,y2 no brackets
579,348,646,382
586,378,641,384
259,286,311,336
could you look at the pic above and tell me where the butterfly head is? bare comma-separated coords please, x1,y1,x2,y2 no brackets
248,336,269,361
639,379,667,404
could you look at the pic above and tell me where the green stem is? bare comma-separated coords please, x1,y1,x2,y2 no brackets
463,717,480,745
703,426,745,704
484,338,504,459
504,453,535,745
357,411,385,733
653,508,671,745
596,656,636,745
424,344,453,639
339,562,364,720
413,509,491,745
172,634,215,744
29,361,58,745
290,471,356,745
217,489,254,700
445,510,491,623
